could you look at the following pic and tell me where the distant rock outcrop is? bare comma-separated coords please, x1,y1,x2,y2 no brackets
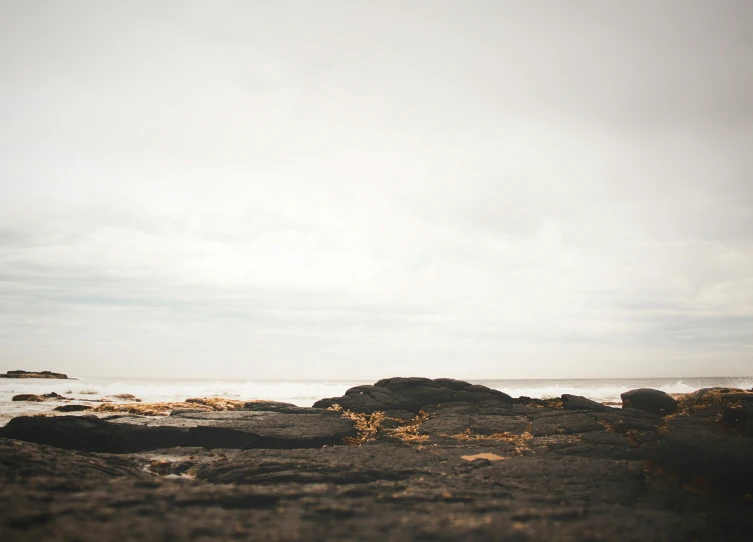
1,370,69,379
12,392,67,402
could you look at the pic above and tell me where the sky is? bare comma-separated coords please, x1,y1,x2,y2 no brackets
1,1,752,380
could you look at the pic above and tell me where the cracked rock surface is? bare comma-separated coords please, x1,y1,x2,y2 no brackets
1,379,752,541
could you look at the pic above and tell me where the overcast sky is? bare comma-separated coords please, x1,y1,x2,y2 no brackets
1,1,752,379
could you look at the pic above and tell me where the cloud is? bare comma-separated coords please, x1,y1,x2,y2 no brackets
0,0,751,378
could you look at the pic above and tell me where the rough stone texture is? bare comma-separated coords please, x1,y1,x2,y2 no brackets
1,382,753,541
312,385,421,413
375,377,514,407
621,388,678,416
562,394,611,412
0,409,358,453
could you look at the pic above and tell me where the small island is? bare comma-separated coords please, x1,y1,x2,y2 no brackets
0,370,69,379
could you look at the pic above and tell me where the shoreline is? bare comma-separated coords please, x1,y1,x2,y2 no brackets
1,377,752,540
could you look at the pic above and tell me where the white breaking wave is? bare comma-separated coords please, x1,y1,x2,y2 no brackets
0,378,365,407
485,378,753,404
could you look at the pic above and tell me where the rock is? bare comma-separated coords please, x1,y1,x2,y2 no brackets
312,385,421,414
0,410,358,453
12,394,44,402
1,370,69,379
720,405,753,436
654,417,753,492
3,378,753,541
107,394,142,402
0,416,189,453
12,392,66,402
621,388,677,416
242,400,313,414
561,394,611,412
53,404,93,412
374,377,514,407
92,398,247,416
677,387,753,409
313,379,513,414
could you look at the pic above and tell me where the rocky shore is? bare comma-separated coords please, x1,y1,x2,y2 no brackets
1,378,752,541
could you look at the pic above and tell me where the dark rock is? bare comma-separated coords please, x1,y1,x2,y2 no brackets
515,396,564,408
562,394,611,412
312,385,420,413
654,417,753,492
107,394,142,402
529,411,605,436
383,409,416,420
12,392,66,402
3,379,753,541
12,394,44,402
1,370,69,379
242,400,315,414
0,410,358,453
678,387,753,409
313,379,513,414
721,405,753,436
374,377,513,407
621,388,677,416
53,404,92,412
0,416,190,453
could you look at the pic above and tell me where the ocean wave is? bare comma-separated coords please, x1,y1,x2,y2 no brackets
1,377,750,408
488,378,753,404
0,378,365,407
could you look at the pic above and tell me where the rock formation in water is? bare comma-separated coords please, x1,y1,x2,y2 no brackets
0,370,69,379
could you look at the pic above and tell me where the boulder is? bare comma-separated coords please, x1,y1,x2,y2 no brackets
12,394,44,402
312,385,420,414
107,394,142,402
12,392,66,402
54,404,93,412
374,378,513,408
0,410,358,453
620,388,677,416
375,377,504,405
313,379,513,414
561,394,611,412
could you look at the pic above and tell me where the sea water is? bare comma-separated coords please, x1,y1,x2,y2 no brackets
2,376,752,426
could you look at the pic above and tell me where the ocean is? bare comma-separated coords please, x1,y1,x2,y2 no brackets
2,376,752,426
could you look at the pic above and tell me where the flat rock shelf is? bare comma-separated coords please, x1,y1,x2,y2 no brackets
1,378,752,541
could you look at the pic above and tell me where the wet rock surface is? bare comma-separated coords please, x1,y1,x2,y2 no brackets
1,381,753,541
